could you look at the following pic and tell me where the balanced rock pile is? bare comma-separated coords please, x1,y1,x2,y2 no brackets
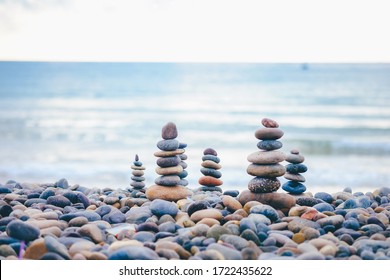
178,142,189,186
238,118,296,212
282,149,308,195
129,154,146,191
198,148,223,192
146,122,191,201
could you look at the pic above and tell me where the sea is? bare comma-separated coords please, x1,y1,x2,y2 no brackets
0,62,389,193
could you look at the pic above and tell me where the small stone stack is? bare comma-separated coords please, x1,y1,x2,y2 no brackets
246,118,286,193
282,149,308,195
198,148,223,192
178,142,189,186
238,118,296,213
146,122,191,201
130,154,146,190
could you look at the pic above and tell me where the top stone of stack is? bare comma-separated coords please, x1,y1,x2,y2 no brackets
162,122,178,140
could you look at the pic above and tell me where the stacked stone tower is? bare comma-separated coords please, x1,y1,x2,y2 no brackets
146,122,190,201
178,142,189,186
198,148,223,192
282,149,307,195
130,154,146,190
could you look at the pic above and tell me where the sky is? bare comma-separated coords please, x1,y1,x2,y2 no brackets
0,0,390,62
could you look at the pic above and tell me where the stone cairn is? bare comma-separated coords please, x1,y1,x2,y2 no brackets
246,118,286,193
282,149,307,195
198,148,223,192
238,118,296,212
146,122,190,201
178,142,189,186
130,154,146,191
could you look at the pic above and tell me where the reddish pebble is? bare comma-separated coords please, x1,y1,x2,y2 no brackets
203,148,217,156
162,122,178,140
261,118,279,128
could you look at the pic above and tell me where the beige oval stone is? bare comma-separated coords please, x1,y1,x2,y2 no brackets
132,170,144,176
31,211,59,220
69,240,95,256
238,190,296,214
222,195,242,211
131,165,146,170
146,185,191,202
201,160,222,170
26,220,67,230
284,173,306,182
197,218,220,227
255,128,284,140
108,240,143,252
23,238,47,259
154,149,185,157
156,165,183,175
319,244,337,256
243,201,263,213
40,226,62,237
247,163,285,177
247,150,286,164
190,209,223,223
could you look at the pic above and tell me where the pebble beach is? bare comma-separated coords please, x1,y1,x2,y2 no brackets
1,119,390,260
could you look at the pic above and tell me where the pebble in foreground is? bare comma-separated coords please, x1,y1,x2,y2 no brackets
1,179,389,260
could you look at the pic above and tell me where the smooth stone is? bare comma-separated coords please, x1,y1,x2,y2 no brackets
131,176,145,182
109,246,159,260
155,165,183,176
240,229,261,246
201,160,222,170
178,142,187,149
55,178,69,189
314,192,333,203
130,182,145,189
238,190,295,212
178,170,188,179
78,224,105,243
131,165,145,170
284,173,306,182
202,155,220,163
219,234,249,250
157,248,180,259
154,149,185,157
155,175,181,186
223,190,239,197
200,168,222,178
150,199,178,217
157,156,181,167
207,243,242,260
247,163,285,177
222,195,242,212
261,118,279,128
44,235,70,259
248,177,281,193
125,207,152,224
39,189,56,200
161,122,178,140
198,186,222,192
23,238,48,259
203,148,217,156
108,240,143,252
247,150,286,164
146,185,190,202
157,139,180,151
6,220,40,241
255,128,284,140
105,211,126,224
0,244,17,257
199,176,223,187
186,201,211,216
297,252,325,260
132,170,144,176
257,140,283,151
158,221,177,233
133,232,156,243
313,202,334,212
0,205,13,217
133,161,142,167
286,164,307,174
191,209,223,222
373,187,390,197
179,154,187,160
68,216,89,227
285,153,305,164
47,195,72,208
296,197,320,207
24,198,47,207
250,205,279,222
178,179,189,187
288,218,321,233
0,187,12,194
206,225,232,241
282,181,306,194
317,215,345,228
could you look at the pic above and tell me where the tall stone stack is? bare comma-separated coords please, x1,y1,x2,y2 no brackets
198,148,223,192
178,142,189,186
146,122,191,201
282,149,308,195
246,118,286,193
238,118,296,213
130,154,146,191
